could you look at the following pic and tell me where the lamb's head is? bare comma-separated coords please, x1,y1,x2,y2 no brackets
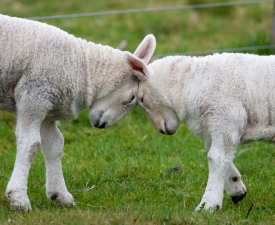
138,59,180,135
89,34,156,129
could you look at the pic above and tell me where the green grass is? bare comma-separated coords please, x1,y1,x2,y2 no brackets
1,0,275,224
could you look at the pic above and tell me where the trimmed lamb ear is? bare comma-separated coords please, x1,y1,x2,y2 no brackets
134,34,156,64
125,52,150,81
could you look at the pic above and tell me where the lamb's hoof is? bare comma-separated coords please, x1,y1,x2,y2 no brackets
231,192,247,204
10,203,32,212
195,202,221,213
47,191,75,206
6,191,32,212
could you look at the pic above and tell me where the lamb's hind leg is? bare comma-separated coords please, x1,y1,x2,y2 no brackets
40,120,74,206
224,162,246,204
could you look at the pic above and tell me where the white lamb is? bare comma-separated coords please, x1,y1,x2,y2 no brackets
137,53,275,212
0,14,156,211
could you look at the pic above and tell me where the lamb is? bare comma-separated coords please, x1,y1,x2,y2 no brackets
137,53,275,212
0,14,156,211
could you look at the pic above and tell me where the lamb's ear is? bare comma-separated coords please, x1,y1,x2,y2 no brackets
124,52,151,81
134,34,156,64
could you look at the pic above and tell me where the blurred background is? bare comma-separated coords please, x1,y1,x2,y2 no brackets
1,0,274,56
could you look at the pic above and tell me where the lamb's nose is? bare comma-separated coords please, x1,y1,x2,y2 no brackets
98,122,107,129
93,121,107,129
231,191,247,204
92,110,104,128
159,129,165,134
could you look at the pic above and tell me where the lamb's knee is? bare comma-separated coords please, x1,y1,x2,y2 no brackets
54,135,64,153
27,142,40,163
207,149,225,169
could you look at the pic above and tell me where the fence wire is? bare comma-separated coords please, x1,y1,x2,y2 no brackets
153,45,275,58
28,0,274,20
27,0,275,56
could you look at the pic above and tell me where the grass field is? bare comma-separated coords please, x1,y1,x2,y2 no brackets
1,0,275,224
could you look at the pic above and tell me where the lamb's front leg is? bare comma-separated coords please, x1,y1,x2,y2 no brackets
195,138,226,212
40,120,74,206
6,117,42,211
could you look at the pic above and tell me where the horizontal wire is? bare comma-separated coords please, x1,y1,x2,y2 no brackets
28,0,274,20
153,45,275,58
26,1,275,58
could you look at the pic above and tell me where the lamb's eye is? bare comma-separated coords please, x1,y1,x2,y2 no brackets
124,95,135,105
129,95,135,104
140,94,150,110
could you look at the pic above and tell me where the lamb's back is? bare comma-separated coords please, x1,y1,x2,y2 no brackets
0,14,87,112
186,53,275,130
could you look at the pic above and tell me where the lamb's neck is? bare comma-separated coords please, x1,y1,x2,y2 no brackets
151,56,195,122
163,69,190,123
170,76,188,123
174,57,202,123
84,42,125,108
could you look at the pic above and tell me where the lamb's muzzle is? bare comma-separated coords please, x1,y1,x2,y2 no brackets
231,191,247,204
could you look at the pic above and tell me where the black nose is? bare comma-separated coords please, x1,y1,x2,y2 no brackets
98,122,106,129
93,111,105,128
159,129,165,134
231,192,247,204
